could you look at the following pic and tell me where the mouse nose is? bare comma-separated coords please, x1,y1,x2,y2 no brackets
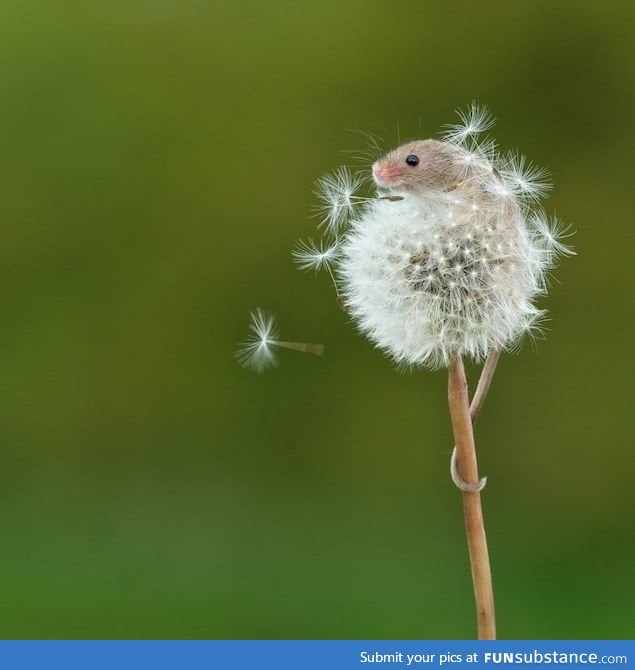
373,161,401,186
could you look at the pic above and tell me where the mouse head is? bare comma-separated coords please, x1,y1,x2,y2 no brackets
372,139,463,193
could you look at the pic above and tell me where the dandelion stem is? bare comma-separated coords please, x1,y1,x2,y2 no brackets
326,266,341,300
448,356,496,640
450,349,501,494
469,349,501,425
274,341,325,356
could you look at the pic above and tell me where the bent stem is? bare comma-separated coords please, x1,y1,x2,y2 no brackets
469,349,501,425
448,356,496,640
450,349,501,493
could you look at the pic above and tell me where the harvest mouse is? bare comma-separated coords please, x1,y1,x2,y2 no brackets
372,139,505,207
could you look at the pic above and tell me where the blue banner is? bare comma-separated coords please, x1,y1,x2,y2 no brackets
0,640,631,669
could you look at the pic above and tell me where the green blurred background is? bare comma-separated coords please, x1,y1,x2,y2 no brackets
0,0,632,639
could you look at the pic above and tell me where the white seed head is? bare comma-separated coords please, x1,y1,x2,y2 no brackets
307,105,575,369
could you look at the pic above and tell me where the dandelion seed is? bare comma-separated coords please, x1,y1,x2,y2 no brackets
500,151,552,202
442,101,496,146
455,137,499,179
235,308,280,373
292,238,340,273
313,167,365,234
235,309,325,374
292,237,343,300
528,211,576,258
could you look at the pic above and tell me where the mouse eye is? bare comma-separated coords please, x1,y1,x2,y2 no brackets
405,154,420,166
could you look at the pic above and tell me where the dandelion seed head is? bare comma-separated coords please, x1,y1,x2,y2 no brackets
306,104,574,368
338,189,559,367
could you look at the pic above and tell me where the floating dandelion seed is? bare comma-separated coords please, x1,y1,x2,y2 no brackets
235,309,325,374
235,308,280,373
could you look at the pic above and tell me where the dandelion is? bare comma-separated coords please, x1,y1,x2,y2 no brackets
235,308,325,374
337,124,571,370
298,103,574,639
